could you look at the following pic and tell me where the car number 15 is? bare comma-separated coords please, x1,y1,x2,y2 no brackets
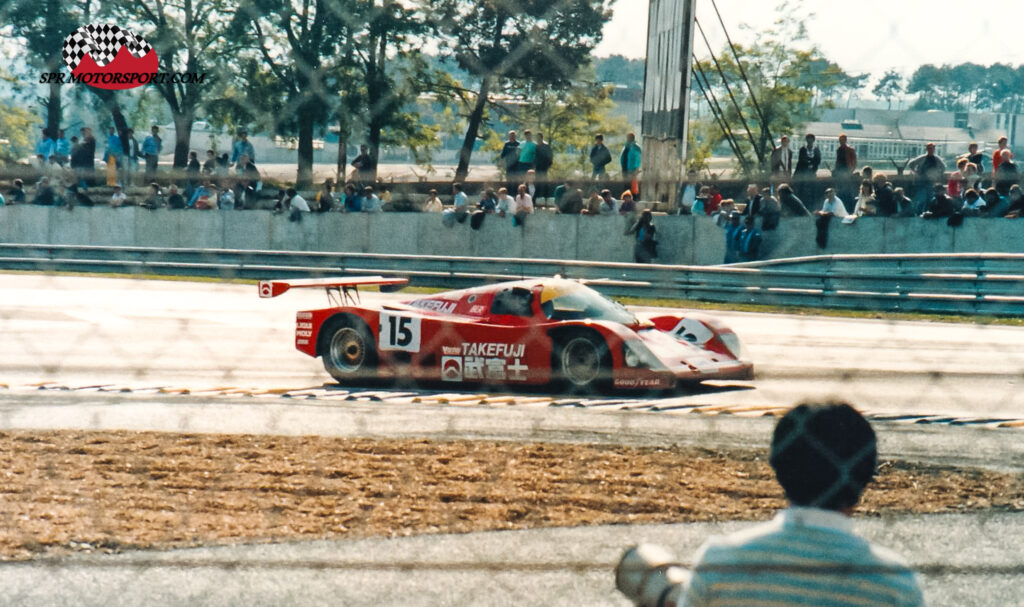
379,312,421,352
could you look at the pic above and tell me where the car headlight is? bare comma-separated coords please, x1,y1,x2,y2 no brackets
623,340,665,369
719,332,744,359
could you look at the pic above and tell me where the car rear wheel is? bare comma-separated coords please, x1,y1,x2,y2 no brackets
321,317,376,382
554,333,610,393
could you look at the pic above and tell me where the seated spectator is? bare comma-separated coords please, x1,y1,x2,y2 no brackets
618,190,637,215
33,177,57,205
853,181,878,216
423,188,443,212
65,183,95,208
759,186,781,229
315,178,335,212
166,184,186,209
284,187,310,219
948,158,970,200
476,189,497,213
690,186,711,215
1005,185,1024,217
983,187,1007,217
496,187,514,217
189,181,212,208
361,186,382,213
995,149,1019,197
920,185,954,219
723,211,742,263
736,214,762,261
893,187,914,217
598,189,618,215
871,174,897,217
513,183,534,224
141,182,163,209
713,199,736,227
8,179,26,204
216,153,230,176
451,182,468,217
0,190,4,205
342,183,361,212
776,183,811,217
961,189,986,216
557,188,584,215
202,149,217,176
218,187,236,210
817,187,848,218
706,183,723,215
582,191,603,215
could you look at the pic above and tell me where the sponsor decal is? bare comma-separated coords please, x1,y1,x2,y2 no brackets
297,322,313,330
297,339,309,346
297,312,313,320
441,356,463,382
441,346,461,356
409,299,457,314
438,343,530,382
613,377,667,388
469,305,486,314
296,330,312,338
460,342,525,358
671,318,713,345
379,312,421,352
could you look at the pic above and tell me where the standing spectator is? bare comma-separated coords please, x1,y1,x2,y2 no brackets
833,133,858,211
776,183,811,217
517,129,536,175
962,141,985,175
994,149,1019,197
216,153,230,176
110,184,127,207
626,210,658,263
35,128,55,167
723,211,742,263
736,214,763,261
617,401,925,607
71,127,96,187
598,189,619,215
690,186,711,215
991,136,1012,176
740,183,761,218
315,178,335,212
53,129,71,166
907,142,946,213
104,126,123,168
123,128,140,186
620,132,642,196
361,186,382,213
500,131,520,186
759,187,781,230
795,133,821,179
872,174,897,217
351,144,376,184
423,188,443,212
185,151,201,200
234,154,261,208
512,183,534,226
141,125,162,182
769,135,793,180
589,134,612,181
231,130,255,164
166,184,186,209
534,132,553,203
202,149,217,176
8,179,27,204
618,191,637,215
676,169,701,214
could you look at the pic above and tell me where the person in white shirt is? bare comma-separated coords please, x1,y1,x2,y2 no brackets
361,186,382,212
110,184,127,207
286,188,310,212
513,183,534,215
598,188,619,215
423,188,443,212
817,187,848,218
496,186,514,217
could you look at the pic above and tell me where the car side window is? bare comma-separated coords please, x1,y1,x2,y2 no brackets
490,287,534,317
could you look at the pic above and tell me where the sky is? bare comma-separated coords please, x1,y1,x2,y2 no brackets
596,0,1024,81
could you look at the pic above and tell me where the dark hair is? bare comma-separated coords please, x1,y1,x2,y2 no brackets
769,401,877,511
453,182,463,192
600,189,611,197
286,188,297,197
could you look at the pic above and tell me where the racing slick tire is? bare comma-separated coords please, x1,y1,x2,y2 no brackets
552,331,612,394
320,315,377,383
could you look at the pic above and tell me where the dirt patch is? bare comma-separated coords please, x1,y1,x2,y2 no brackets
0,430,1021,560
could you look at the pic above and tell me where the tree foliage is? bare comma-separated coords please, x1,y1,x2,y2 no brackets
907,62,1024,113
872,70,904,109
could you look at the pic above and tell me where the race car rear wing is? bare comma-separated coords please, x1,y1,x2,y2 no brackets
259,276,408,305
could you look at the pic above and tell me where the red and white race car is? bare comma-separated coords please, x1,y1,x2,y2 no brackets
260,276,753,392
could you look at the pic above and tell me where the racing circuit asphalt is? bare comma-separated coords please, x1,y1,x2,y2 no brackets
2,273,1024,606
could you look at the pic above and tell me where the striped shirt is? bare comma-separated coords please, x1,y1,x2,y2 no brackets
681,508,924,607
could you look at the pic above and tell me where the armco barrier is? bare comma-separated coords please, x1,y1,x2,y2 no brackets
1,245,1022,316
5,205,1024,265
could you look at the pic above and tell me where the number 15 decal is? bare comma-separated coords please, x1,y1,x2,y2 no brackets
379,312,421,352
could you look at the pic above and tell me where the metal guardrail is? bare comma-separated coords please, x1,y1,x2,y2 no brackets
2,244,1023,316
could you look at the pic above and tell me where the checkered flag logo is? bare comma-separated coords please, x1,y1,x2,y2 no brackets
61,23,154,72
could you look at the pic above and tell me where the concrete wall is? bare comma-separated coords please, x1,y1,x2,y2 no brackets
2,205,1024,264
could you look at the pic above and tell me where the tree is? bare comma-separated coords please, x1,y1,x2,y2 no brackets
108,0,235,168
0,98,40,163
594,55,644,88
3,0,80,134
429,0,611,181
872,70,904,110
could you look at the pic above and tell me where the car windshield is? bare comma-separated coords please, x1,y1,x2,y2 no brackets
540,282,636,324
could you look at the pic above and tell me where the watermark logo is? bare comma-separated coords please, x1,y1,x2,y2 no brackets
60,23,158,90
